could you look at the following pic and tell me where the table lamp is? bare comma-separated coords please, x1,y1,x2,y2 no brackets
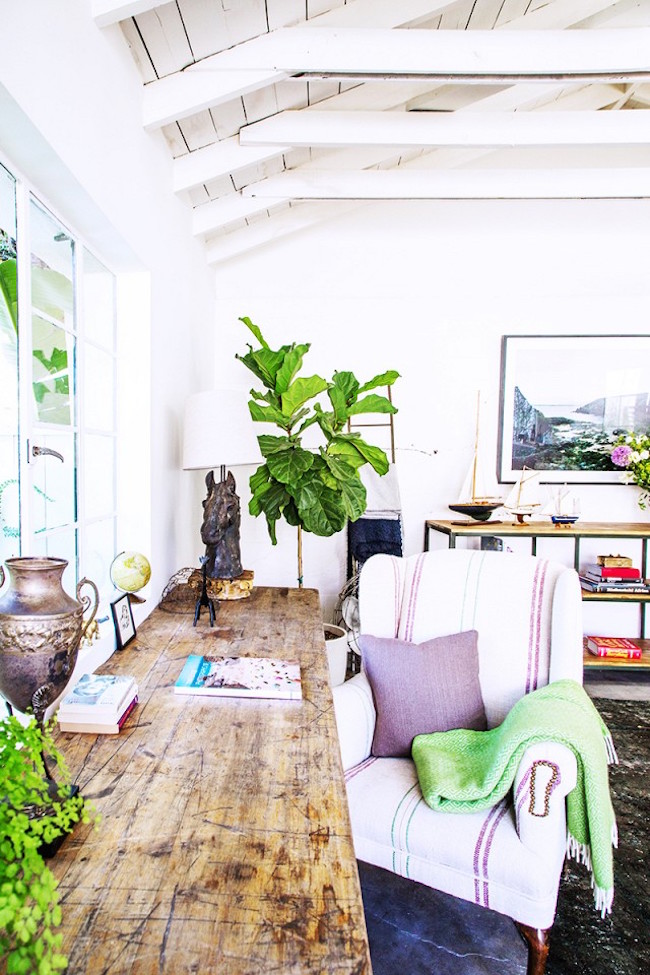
182,390,261,614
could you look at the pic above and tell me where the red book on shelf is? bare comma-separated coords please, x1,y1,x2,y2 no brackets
586,636,642,659
585,563,641,580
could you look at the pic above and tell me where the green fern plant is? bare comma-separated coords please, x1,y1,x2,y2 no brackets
0,714,90,975
236,316,399,584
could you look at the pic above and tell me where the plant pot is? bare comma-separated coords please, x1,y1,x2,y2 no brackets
0,557,98,720
323,623,348,687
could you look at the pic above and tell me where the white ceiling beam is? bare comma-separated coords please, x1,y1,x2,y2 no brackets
242,168,650,200
143,27,650,130
200,28,650,80
92,0,167,28
192,195,290,236
240,109,650,150
173,138,289,194
308,0,461,29
204,201,363,265
143,69,287,131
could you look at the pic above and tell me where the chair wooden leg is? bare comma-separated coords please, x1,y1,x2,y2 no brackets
515,923,550,975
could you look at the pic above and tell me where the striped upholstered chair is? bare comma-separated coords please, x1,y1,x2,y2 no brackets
333,549,583,975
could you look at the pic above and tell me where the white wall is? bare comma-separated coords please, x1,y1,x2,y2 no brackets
214,197,650,634
0,2,216,622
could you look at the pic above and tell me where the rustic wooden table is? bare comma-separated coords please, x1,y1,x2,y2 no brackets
50,587,371,975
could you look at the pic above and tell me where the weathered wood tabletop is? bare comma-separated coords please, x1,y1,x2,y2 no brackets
50,587,372,975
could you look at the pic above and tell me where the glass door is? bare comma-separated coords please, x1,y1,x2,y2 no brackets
25,200,78,591
0,165,18,566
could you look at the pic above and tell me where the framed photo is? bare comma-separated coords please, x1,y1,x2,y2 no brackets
498,334,650,483
111,592,136,649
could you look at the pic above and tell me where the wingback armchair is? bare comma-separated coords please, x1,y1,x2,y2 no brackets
333,549,584,975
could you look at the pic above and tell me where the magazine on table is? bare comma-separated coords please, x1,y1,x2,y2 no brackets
174,654,302,701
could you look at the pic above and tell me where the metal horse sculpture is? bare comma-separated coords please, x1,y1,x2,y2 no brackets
201,470,243,579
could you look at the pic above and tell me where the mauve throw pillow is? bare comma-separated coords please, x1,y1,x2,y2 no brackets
359,630,487,758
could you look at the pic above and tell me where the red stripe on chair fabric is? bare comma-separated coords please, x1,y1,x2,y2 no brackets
526,559,548,694
391,556,402,636
473,798,511,908
345,756,377,782
404,553,426,641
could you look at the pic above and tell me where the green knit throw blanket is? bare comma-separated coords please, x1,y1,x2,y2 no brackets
411,679,618,915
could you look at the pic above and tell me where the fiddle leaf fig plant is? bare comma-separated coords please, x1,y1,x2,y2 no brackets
0,714,91,975
236,316,399,582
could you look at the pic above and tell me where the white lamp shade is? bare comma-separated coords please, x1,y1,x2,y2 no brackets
182,389,262,471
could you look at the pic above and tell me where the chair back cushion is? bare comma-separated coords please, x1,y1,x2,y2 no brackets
358,550,583,728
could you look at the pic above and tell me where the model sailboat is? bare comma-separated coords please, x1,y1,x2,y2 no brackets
543,483,580,526
504,467,542,524
449,394,503,522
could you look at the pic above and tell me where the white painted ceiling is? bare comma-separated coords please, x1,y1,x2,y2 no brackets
93,0,650,264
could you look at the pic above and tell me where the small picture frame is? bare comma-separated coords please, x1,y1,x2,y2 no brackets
111,592,136,649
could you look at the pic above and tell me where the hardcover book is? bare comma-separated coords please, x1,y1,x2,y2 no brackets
58,694,139,734
174,655,302,701
58,673,138,720
584,563,641,580
586,636,642,659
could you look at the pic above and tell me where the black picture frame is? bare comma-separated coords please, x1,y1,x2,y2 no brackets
498,334,650,483
111,592,136,649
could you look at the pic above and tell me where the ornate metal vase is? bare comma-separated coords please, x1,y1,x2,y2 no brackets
0,557,98,722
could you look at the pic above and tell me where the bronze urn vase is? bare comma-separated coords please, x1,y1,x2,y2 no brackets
0,557,98,722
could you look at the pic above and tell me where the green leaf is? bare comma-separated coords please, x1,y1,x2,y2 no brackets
313,405,336,440
257,435,292,457
275,343,310,395
281,375,328,417
327,371,360,425
248,399,289,427
329,435,390,475
253,479,291,545
327,436,367,470
358,369,400,394
295,480,347,536
238,315,269,349
339,475,367,521
347,393,397,417
237,347,287,390
266,445,314,485
352,439,390,475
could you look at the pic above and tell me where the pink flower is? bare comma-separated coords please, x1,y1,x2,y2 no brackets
611,445,633,468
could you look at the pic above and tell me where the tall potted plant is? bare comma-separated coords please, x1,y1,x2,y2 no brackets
0,713,90,975
236,316,399,586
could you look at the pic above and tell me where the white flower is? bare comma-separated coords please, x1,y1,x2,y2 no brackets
641,450,650,460
630,451,641,463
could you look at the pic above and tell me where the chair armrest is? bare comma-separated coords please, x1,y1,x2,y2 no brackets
332,672,376,772
514,741,578,852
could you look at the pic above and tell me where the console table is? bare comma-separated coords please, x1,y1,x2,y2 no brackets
424,519,650,659
50,588,371,975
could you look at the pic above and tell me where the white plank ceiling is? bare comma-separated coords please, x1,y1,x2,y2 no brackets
93,0,650,264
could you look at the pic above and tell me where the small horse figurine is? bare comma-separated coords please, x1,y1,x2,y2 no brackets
201,470,243,579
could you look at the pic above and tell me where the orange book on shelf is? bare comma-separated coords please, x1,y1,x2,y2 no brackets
586,636,642,659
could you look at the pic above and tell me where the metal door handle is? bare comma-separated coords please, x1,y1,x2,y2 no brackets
31,444,64,463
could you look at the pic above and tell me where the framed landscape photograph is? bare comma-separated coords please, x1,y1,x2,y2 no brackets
111,592,136,649
498,334,650,483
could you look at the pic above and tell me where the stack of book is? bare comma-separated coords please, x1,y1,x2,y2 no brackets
57,673,138,734
579,563,649,594
586,635,642,660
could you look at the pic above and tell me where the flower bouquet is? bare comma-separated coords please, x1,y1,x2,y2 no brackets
611,433,650,509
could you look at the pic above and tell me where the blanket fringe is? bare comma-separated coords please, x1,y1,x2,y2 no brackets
566,833,615,917
604,731,619,766
594,884,614,918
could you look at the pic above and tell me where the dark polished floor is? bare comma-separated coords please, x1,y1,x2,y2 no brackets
357,672,650,975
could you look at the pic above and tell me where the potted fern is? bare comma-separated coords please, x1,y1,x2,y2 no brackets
0,712,89,975
236,316,399,587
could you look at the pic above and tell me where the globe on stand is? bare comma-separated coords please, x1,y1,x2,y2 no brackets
110,552,151,604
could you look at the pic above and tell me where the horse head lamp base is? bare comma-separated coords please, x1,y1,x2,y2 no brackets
201,468,243,580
